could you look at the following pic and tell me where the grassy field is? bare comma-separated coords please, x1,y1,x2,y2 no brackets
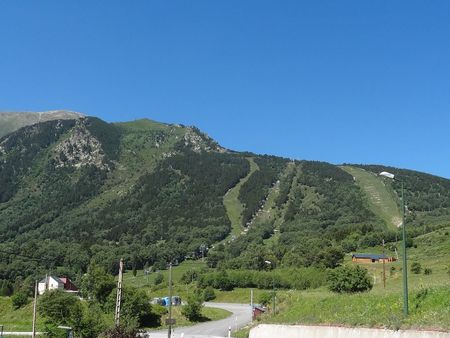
258,285,450,330
223,157,259,239
240,226,450,333
342,166,402,229
155,305,231,330
0,297,44,332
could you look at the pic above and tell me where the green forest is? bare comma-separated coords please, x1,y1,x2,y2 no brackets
0,115,449,305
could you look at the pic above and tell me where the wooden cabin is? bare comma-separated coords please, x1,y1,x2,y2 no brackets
352,253,396,264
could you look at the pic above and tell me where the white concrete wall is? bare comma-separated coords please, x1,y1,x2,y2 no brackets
250,324,450,338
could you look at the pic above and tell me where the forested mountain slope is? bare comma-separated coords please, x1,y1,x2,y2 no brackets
0,113,448,287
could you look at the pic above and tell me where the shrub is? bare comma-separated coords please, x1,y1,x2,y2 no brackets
424,268,432,275
181,270,200,284
99,326,141,338
390,266,396,276
0,280,13,296
11,291,28,309
203,287,216,301
327,265,373,293
258,292,272,306
154,274,164,285
181,292,204,321
411,262,422,274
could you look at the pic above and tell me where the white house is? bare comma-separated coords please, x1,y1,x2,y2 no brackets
38,276,64,295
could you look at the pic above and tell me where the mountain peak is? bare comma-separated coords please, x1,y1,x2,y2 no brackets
0,110,84,138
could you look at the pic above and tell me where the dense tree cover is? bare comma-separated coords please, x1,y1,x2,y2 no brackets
205,221,276,269
0,116,449,288
353,164,450,212
0,119,249,281
0,119,76,202
279,161,386,264
274,165,296,208
238,156,288,225
197,267,326,290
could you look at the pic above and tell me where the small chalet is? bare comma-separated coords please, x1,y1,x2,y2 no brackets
38,276,79,295
352,253,396,264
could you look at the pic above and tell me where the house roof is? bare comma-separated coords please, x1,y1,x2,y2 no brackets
352,253,388,260
39,276,63,284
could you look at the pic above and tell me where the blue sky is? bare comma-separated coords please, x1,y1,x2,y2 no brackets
1,1,449,178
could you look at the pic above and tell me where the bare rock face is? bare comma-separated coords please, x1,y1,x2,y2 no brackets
183,127,227,153
54,118,109,170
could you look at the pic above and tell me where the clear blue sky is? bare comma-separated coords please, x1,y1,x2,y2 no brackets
1,1,449,178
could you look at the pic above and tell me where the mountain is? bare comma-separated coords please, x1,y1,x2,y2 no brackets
0,113,449,284
0,110,83,138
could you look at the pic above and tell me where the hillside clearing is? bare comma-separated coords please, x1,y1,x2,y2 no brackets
223,157,259,239
342,166,402,229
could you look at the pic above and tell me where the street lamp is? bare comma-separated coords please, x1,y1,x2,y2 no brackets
264,260,276,316
379,171,409,315
167,262,173,338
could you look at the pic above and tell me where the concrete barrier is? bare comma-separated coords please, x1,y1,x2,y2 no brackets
250,324,450,338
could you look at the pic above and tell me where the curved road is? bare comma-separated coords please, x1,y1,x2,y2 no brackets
147,302,252,338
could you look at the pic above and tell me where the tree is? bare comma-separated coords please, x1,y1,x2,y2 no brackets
181,270,200,284
328,265,373,293
319,246,345,268
39,290,106,338
181,291,204,321
38,290,80,325
81,263,115,305
154,273,164,285
203,286,216,301
0,280,13,296
11,291,28,309
120,287,157,327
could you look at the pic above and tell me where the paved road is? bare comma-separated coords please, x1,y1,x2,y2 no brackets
146,302,252,338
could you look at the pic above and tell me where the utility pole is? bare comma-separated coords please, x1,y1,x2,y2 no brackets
32,280,38,338
167,262,173,338
382,239,386,289
115,258,124,327
401,181,409,315
272,278,276,316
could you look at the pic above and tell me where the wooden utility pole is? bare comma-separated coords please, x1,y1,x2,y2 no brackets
115,258,124,327
32,280,38,338
382,239,386,288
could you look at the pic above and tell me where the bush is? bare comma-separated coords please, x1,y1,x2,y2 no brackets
154,274,164,285
258,292,272,306
424,268,432,275
411,262,422,274
203,287,216,301
0,280,13,296
121,288,153,327
181,292,204,321
11,291,28,309
327,265,373,293
181,270,200,284
99,326,141,338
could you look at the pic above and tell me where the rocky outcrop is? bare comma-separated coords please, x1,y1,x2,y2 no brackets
54,118,109,170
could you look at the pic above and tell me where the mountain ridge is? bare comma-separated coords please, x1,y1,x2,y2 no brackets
0,113,448,285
